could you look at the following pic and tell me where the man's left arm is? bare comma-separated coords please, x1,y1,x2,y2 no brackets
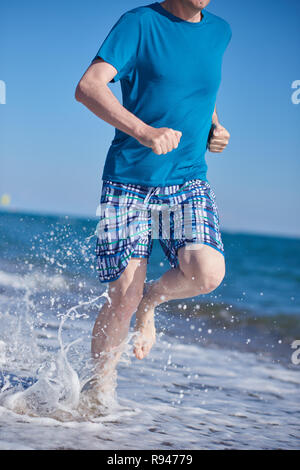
208,106,230,153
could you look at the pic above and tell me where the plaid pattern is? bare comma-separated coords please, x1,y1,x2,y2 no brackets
95,178,224,283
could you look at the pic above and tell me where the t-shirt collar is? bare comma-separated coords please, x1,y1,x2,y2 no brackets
152,1,208,27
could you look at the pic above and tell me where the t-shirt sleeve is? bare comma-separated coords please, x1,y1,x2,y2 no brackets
224,23,232,50
91,11,141,83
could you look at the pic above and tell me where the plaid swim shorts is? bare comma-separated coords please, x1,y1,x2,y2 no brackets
95,178,224,283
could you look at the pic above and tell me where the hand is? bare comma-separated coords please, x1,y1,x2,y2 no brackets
136,125,182,155
208,123,230,153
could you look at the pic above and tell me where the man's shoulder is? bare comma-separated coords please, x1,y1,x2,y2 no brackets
120,4,154,22
205,10,232,34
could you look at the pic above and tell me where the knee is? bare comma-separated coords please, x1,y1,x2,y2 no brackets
182,265,225,295
198,269,225,294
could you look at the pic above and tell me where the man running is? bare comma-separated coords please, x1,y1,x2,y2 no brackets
75,0,231,401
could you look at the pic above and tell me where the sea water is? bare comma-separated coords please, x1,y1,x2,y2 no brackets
0,211,299,449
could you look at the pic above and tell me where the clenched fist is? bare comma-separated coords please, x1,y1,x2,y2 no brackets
208,123,230,153
137,126,182,155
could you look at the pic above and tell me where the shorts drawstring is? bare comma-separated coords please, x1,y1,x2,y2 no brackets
143,186,160,205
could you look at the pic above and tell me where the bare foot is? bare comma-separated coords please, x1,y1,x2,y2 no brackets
133,313,156,360
77,339,127,418
78,371,117,418
133,281,157,360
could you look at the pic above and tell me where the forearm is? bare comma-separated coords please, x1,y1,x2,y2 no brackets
75,81,150,141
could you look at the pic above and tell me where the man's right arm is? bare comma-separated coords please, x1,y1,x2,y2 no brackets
75,58,182,155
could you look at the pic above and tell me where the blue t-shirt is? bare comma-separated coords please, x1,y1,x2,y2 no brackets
92,1,232,187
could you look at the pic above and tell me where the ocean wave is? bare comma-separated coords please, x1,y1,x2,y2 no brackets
0,270,68,292
160,298,300,338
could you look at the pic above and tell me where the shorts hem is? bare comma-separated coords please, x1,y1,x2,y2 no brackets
97,271,123,284
174,240,225,258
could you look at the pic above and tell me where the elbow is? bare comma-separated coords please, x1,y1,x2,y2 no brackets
75,75,107,103
75,81,85,103
75,77,92,103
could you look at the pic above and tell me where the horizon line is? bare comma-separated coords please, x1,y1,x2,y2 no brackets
1,206,300,241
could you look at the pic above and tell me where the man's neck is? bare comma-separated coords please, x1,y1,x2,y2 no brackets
159,0,203,24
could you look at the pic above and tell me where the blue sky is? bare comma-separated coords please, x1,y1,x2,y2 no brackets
0,0,299,237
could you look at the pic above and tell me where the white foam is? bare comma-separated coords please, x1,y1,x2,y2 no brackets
0,270,68,292
0,276,299,449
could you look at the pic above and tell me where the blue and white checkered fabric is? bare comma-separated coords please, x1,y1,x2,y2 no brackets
95,178,224,283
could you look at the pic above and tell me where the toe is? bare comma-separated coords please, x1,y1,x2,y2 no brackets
133,344,143,359
136,349,144,360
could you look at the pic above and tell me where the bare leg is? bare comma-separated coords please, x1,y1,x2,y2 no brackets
133,244,225,359
89,258,147,397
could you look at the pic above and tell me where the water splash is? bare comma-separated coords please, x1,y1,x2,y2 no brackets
0,290,136,422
